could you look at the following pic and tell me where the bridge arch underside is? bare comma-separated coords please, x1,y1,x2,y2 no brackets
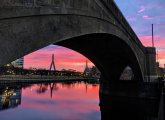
56,34,143,83
0,14,144,83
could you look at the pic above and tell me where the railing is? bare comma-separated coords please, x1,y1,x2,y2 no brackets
101,0,145,51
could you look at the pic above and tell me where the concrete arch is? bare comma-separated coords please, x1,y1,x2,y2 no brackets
0,14,144,81
56,33,143,82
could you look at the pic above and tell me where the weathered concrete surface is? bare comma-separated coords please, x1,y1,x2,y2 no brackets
0,0,156,82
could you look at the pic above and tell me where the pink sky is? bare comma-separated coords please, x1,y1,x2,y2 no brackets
115,0,165,67
23,0,165,71
24,45,94,72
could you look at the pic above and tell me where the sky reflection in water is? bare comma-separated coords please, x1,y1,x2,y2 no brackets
0,81,100,120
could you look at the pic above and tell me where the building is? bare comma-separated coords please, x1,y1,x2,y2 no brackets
83,60,101,78
11,57,24,68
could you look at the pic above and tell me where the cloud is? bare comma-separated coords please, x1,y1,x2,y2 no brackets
115,0,165,67
143,15,153,20
138,6,145,13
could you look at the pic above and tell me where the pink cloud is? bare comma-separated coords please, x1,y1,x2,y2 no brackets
138,6,145,13
143,15,153,20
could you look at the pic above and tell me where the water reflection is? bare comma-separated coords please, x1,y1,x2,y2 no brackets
0,86,21,111
0,80,100,120
0,80,160,120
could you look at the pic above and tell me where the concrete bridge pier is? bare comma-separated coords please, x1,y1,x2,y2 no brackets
99,92,160,120
145,47,157,82
99,58,143,96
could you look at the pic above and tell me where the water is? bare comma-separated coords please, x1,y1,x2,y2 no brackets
0,80,160,120
0,81,101,120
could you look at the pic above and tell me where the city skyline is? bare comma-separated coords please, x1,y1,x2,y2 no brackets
24,0,165,72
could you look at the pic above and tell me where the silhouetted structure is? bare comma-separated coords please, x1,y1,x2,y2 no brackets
83,60,90,75
50,54,56,71
83,60,100,77
49,54,56,75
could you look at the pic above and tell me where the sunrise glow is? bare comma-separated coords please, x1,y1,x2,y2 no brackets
24,0,165,71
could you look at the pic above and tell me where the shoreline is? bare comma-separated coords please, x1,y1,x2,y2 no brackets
0,75,99,84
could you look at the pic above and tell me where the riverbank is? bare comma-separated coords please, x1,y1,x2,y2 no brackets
0,75,99,84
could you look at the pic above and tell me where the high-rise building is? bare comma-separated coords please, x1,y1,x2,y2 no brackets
11,57,24,68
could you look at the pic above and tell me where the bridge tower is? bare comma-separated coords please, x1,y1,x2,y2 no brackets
50,54,56,74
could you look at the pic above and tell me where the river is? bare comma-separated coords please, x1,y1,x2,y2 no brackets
0,81,101,120
0,80,160,120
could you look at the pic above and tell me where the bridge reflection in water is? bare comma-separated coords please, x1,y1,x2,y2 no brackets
0,80,160,120
100,94,159,120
